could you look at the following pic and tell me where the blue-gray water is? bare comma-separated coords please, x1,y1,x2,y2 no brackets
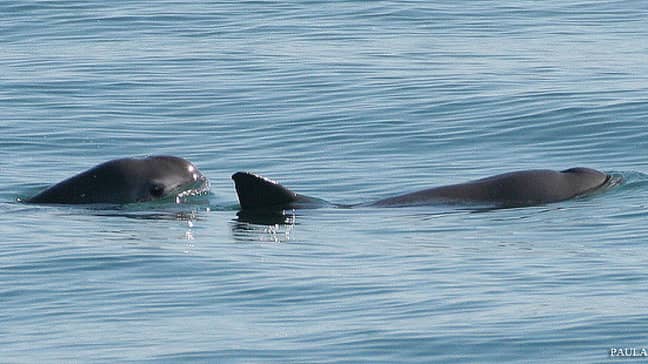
2,1,648,363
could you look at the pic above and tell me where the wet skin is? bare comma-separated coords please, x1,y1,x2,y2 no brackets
232,168,611,211
27,156,207,205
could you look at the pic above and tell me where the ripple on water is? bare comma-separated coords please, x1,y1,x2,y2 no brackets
2,0,648,363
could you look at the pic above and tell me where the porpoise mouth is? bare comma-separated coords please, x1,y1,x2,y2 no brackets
173,172,210,203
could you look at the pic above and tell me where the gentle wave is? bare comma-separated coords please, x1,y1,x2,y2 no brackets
2,1,648,363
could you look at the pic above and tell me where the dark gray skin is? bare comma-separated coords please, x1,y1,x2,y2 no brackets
27,156,208,205
232,168,611,211
231,172,328,211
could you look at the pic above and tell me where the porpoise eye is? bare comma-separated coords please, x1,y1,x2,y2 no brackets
150,184,165,198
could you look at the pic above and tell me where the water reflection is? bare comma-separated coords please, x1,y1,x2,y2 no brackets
231,210,296,243
99,210,203,221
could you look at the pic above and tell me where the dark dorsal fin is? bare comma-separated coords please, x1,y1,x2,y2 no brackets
232,172,302,211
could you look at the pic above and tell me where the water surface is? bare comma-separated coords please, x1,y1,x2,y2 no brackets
2,1,648,363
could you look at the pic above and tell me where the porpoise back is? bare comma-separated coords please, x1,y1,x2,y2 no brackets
231,168,611,211
231,172,325,211
371,168,610,207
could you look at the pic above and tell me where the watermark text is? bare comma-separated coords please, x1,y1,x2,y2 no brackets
610,347,648,358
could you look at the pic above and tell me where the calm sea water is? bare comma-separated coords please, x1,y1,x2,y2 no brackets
2,1,648,363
